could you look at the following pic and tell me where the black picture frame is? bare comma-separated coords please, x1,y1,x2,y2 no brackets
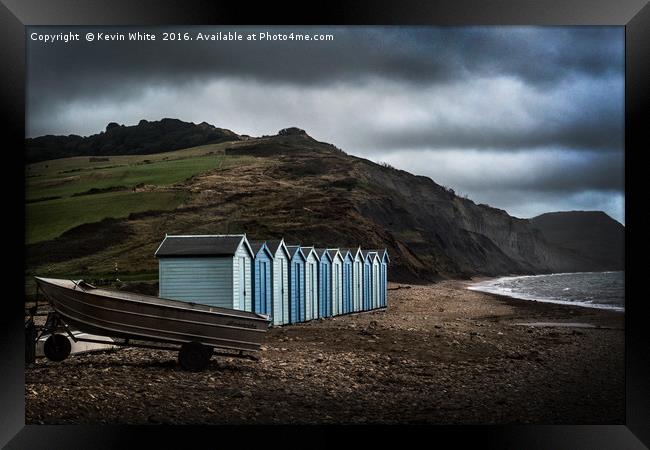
2,1,648,448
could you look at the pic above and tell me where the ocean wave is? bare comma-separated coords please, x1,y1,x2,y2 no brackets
468,271,624,312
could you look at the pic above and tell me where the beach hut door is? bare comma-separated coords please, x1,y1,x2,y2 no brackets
311,265,317,315
239,257,246,308
295,262,302,321
280,263,284,296
260,261,267,313
334,269,340,313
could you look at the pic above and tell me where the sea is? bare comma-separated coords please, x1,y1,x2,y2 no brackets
467,271,625,312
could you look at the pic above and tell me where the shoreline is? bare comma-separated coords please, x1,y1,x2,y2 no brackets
26,280,624,425
462,273,625,314
454,279,623,330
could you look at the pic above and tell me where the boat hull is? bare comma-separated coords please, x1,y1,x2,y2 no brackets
35,277,270,352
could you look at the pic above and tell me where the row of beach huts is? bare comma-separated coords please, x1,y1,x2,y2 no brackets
154,235,389,325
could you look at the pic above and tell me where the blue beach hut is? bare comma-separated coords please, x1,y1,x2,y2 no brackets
301,247,320,322
351,247,364,312
249,241,274,317
328,249,344,316
374,249,389,307
155,234,253,311
341,249,354,314
315,249,333,318
369,252,381,309
361,250,373,311
286,245,306,324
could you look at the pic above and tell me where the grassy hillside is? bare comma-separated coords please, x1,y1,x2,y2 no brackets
25,142,256,244
27,191,189,244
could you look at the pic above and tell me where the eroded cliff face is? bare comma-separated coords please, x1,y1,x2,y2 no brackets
530,211,624,271
344,155,598,279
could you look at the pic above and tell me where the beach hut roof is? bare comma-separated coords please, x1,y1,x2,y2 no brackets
266,239,283,254
314,248,333,261
266,239,290,259
300,246,320,261
326,248,343,260
249,240,274,259
369,248,390,262
361,249,380,261
286,245,307,260
248,240,265,254
155,234,253,258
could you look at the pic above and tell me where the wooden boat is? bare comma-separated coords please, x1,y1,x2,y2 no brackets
34,277,271,370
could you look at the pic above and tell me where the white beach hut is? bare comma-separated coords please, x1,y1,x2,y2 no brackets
301,246,320,321
351,247,364,312
266,239,291,326
369,251,381,309
328,249,344,316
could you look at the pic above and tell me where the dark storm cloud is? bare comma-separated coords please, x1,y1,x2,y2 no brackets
27,26,623,114
380,148,625,222
381,149,624,194
26,26,624,223
368,95,623,152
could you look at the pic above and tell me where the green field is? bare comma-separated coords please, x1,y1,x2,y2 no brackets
26,190,190,244
26,143,248,202
27,157,217,200
26,142,234,175
26,143,255,244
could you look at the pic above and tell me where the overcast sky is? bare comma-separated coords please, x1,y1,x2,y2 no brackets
27,26,625,224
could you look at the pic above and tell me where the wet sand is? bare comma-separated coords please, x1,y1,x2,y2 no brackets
25,280,624,424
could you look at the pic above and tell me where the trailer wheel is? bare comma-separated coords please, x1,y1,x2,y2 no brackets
178,342,211,371
202,345,214,359
44,334,71,362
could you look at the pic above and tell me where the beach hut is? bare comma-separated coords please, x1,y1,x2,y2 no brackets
362,250,373,310
155,234,253,311
286,245,306,324
266,239,290,325
301,246,320,322
376,249,390,307
328,249,344,316
351,247,364,312
341,249,354,314
370,252,381,309
266,239,290,326
249,241,274,317
315,249,333,318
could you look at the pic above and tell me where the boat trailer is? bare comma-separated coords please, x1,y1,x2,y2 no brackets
26,285,259,372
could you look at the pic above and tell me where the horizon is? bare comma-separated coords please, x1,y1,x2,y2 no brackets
26,26,625,224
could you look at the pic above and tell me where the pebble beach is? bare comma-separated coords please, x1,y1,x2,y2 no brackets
25,280,624,424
